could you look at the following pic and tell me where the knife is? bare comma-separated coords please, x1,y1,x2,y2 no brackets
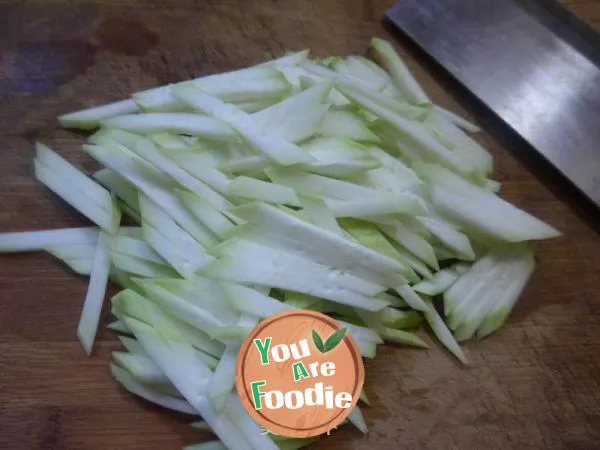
386,0,600,208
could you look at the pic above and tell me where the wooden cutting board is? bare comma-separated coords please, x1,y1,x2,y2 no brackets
1,1,599,449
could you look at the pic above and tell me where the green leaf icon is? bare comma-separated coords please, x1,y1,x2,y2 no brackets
312,329,325,352
312,327,347,353
323,327,347,353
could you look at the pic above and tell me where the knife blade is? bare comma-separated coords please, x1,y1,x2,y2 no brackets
386,0,600,208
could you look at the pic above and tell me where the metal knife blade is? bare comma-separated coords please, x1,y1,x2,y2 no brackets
386,0,600,208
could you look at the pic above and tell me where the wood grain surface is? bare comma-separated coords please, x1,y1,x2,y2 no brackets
1,1,599,449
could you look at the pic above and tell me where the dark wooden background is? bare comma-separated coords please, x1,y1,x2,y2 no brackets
1,1,599,449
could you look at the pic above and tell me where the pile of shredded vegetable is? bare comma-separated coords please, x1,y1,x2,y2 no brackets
0,38,560,450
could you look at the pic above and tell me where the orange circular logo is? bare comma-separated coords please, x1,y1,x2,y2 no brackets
236,310,364,438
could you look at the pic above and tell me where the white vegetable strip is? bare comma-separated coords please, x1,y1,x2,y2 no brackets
207,342,241,413
119,336,146,354
175,189,234,238
453,258,519,341
84,145,217,246
326,194,427,218
395,284,429,312
344,57,405,103
370,37,430,105
433,105,481,133
217,155,268,175
361,146,423,194
355,340,377,358
101,113,237,141
107,320,132,335
230,204,409,287
298,195,344,235
298,73,351,107
77,238,111,355
378,222,438,270
146,132,190,149
339,219,419,282
319,109,380,142
357,310,427,347
109,251,178,279
390,241,434,280
209,238,387,296
0,227,98,253
138,282,228,331
308,159,388,179
423,301,468,364
207,325,254,343
105,233,166,264
220,282,382,344
229,176,300,205
168,152,232,196
139,194,215,275
339,89,475,177
355,55,396,82
119,324,220,372
378,307,423,330
302,62,427,120
113,351,170,384
140,224,213,280
413,263,470,296
99,129,232,211
417,216,475,261
418,163,560,241
59,99,140,129
123,317,251,450
112,290,225,358
34,157,121,233
476,252,535,339
485,179,502,193
225,393,279,450
267,49,310,67
110,363,198,415
199,76,291,104
45,244,96,260
34,160,113,231
433,244,456,261
374,292,407,309
252,81,333,143
110,267,141,292
36,143,113,212
133,65,290,112
444,252,499,315
202,255,389,312
144,277,240,325
338,56,395,95
429,181,560,243
348,406,368,434
266,167,382,200
236,98,280,113
428,112,491,173
94,168,141,216
171,84,314,166
132,303,261,448
447,255,508,330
